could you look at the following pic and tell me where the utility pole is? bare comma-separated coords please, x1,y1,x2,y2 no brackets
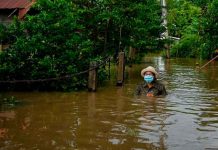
160,0,170,59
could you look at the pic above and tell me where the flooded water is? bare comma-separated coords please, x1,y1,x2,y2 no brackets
0,57,218,150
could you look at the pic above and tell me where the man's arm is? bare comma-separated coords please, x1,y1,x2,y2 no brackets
160,84,167,96
135,84,142,96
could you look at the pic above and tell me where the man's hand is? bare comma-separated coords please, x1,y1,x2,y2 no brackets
146,93,154,97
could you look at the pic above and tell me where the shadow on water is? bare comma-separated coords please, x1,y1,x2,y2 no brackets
0,57,218,150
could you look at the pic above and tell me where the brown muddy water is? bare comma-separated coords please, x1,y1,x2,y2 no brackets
0,57,218,150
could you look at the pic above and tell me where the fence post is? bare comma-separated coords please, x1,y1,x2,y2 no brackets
88,61,97,92
108,57,111,80
128,46,136,67
129,46,136,60
117,52,125,86
0,43,2,52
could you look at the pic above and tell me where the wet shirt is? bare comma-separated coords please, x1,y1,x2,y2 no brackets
135,81,167,96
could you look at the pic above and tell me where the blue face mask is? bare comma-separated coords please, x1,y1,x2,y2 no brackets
144,75,154,83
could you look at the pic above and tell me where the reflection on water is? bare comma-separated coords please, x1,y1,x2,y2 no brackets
0,57,218,150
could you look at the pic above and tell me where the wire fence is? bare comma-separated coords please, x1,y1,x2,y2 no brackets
0,56,111,84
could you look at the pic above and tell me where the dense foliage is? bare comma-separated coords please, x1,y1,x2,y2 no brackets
0,0,162,91
168,0,218,59
200,0,218,59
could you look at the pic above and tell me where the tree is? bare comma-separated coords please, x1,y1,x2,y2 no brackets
167,0,201,38
200,0,218,59
167,0,203,58
0,0,92,90
0,0,163,91
74,0,162,55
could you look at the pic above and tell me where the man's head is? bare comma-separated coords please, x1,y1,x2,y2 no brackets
141,66,158,78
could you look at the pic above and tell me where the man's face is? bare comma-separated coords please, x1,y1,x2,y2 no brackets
144,71,154,77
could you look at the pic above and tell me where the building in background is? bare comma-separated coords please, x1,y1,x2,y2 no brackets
0,0,36,51
0,0,35,25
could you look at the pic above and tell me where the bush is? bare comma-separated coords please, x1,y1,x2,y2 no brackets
0,0,93,91
170,34,201,58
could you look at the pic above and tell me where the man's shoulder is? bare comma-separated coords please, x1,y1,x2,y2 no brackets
153,80,166,88
156,80,165,85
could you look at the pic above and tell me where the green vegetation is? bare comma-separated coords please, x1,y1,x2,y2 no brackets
0,0,162,91
168,0,218,59
0,0,217,91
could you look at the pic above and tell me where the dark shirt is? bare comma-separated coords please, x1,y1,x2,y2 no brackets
135,80,167,96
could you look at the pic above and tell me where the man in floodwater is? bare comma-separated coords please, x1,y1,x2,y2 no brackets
135,66,167,97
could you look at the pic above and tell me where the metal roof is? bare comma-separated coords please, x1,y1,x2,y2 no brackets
0,0,32,9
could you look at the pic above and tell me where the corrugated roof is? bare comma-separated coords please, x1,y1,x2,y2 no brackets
0,0,32,9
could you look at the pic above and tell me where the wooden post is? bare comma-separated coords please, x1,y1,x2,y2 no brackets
88,61,97,92
132,48,136,59
117,52,125,86
108,57,111,79
129,46,136,61
0,43,2,52
129,46,132,60
2,44,9,50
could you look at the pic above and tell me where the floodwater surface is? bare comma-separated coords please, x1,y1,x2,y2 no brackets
0,57,218,150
